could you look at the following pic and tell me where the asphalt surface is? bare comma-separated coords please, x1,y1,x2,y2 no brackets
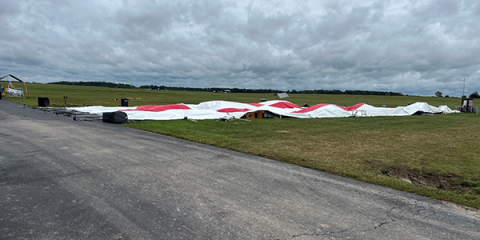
0,99,479,240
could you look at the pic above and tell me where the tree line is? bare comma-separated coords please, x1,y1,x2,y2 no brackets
140,85,404,95
288,89,403,96
138,85,282,93
435,90,480,98
50,81,404,96
49,81,136,89
468,91,480,98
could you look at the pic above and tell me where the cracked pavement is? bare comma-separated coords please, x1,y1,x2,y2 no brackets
1,100,479,239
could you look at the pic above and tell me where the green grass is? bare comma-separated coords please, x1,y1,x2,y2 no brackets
1,82,461,109
4,82,480,208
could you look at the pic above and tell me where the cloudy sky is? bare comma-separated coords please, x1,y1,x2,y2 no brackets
1,0,479,96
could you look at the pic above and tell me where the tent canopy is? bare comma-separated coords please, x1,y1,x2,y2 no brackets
67,100,460,121
0,74,28,97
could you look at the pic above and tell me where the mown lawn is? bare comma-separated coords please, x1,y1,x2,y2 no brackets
1,82,461,109
4,82,480,208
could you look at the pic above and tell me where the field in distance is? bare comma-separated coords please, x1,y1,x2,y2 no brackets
1,81,463,108
4,82,480,208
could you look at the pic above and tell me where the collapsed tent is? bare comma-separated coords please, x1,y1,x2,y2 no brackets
66,100,460,121
0,74,28,97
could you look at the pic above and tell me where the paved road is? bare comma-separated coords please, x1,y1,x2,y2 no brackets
0,100,479,240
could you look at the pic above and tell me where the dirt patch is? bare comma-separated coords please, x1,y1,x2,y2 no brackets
382,168,466,192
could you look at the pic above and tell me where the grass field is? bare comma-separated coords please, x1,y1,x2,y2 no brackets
0,81,462,108
3,82,480,208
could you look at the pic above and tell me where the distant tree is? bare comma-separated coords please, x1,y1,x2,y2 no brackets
49,81,136,89
445,95,450,98
469,91,480,98
435,91,443,97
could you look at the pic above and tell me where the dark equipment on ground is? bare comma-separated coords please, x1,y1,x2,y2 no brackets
102,111,128,123
121,98,129,107
460,98,475,113
37,97,50,107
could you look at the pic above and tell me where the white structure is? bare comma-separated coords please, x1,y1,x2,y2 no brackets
67,100,460,121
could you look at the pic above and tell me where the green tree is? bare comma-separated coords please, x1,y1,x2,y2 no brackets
469,91,480,98
435,91,443,97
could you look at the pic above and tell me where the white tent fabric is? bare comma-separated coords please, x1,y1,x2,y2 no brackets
195,100,254,110
355,104,409,117
438,105,460,114
7,88,24,97
287,104,352,118
401,102,442,115
70,106,136,114
67,100,459,121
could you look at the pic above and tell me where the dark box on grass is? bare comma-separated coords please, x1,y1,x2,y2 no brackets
37,97,50,107
102,111,128,123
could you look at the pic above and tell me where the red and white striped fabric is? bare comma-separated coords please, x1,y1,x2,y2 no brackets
67,100,458,120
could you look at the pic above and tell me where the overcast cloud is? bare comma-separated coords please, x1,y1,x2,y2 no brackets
1,0,480,96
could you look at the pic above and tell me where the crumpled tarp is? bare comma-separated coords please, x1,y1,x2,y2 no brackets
67,100,460,121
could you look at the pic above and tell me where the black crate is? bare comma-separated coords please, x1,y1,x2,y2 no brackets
37,97,50,107
102,111,128,123
121,98,129,107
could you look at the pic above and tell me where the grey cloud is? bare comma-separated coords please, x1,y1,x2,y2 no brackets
0,0,479,96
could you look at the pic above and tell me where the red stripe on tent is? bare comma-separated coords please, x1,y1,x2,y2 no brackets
269,102,301,109
217,108,251,113
294,103,366,113
248,103,263,107
127,104,191,112
341,103,366,111
293,104,330,113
